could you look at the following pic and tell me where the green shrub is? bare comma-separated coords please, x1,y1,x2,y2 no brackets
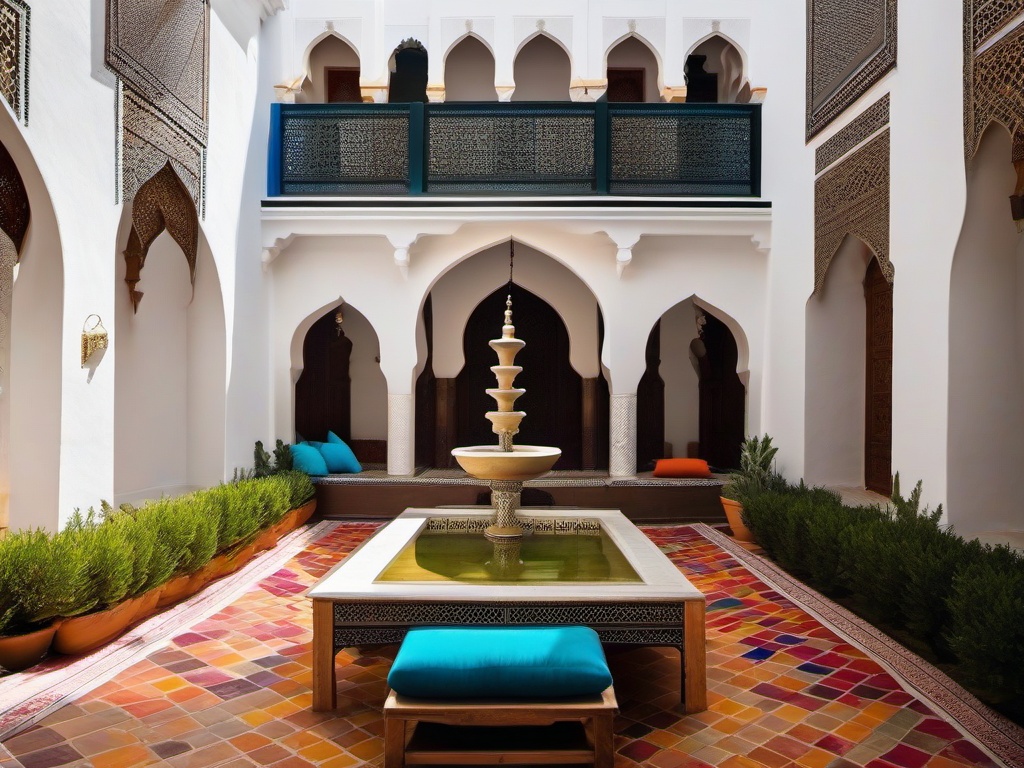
945,545,1024,709
254,441,273,478
0,529,89,634
277,470,314,510
272,440,293,473
66,510,135,612
176,498,219,573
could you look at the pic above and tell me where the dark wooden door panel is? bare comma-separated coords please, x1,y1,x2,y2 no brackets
864,258,893,496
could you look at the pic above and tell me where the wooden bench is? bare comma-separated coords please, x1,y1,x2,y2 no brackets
383,686,618,768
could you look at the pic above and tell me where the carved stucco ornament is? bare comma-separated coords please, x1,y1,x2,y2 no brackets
123,162,198,313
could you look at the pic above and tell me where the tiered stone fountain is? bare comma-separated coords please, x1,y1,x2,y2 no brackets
451,296,560,540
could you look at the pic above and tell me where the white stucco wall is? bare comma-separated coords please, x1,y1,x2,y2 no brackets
948,126,1024,535
804,236,870,488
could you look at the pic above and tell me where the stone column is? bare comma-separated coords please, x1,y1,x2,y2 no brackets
387,393,415,476
609,393,637,477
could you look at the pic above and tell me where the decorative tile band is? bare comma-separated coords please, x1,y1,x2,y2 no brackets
815,93,890,174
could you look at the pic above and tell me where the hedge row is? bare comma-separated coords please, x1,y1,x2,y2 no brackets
742,478,1024,716
0,472,314,638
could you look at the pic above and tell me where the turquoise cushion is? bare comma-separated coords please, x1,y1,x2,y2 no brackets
290,442,328,476
318,440,362,474
387,626,612,699
326,430,343,444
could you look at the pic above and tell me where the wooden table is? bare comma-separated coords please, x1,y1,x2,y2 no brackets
308,508,706,713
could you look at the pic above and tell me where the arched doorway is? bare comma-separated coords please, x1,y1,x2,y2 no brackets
300,34,361,103
512,35,571,101
294,303,388,461
456,285,583,469
948,123,1024,534
388,39,428,103
444,36,496,101
606,36,661,103
805,235,892,494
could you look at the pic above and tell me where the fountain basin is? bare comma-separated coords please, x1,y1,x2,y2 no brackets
451,445,561,481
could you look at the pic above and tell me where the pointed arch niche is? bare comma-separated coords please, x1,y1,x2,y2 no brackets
685,34,750,104
948,124,1024,536
114,201,226,506
805,234,892,493
419,241,603,469
606,35,661,103
444,36,496,101
299,34,361,104
638,298,745,471
0,125,63,532
388,39,428,103
293,302,387,461
512,35,571,101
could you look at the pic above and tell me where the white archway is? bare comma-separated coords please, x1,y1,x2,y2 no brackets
512,34,571,101
604,33,664,102
297,32,361,103
443,34,497,101
685,33,750,103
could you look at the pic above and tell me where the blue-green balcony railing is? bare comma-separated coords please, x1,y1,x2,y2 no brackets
267,101,761,197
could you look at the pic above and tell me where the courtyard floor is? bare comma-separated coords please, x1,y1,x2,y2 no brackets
0,520,1022,768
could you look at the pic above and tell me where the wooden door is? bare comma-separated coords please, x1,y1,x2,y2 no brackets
294,310,353,442
456,286,582,469
636,321,665,471
607,68,645,102
696,313,745,470
326,67,361,103
864,259,893,495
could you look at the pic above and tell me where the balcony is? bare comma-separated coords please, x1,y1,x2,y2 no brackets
267,102,761,199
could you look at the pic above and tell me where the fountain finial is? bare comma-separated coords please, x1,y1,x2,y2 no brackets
503,295,515,338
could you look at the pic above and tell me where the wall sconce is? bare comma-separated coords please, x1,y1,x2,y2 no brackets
81,314,108,367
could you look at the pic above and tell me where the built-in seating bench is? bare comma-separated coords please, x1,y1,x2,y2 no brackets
382,626,618,768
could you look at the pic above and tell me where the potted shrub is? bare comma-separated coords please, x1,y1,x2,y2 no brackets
721,434,784,543
0,530,85,671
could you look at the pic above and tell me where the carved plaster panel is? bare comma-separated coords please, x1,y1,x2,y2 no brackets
814,130,892,293
0,0,28,124
815,93,890,174
965,11,1024,160
806,0,896,139
971,0,1024,49
0,139,28,255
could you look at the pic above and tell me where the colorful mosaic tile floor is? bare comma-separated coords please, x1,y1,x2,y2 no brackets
1,521,1021,768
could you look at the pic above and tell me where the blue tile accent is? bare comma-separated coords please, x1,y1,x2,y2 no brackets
742,647,776,661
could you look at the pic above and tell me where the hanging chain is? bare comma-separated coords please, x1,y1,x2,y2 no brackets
507,239,515,296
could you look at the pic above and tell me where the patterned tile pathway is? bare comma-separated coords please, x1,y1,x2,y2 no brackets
0,522,1016,767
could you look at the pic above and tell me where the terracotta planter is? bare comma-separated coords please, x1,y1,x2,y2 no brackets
187,554,229,592
156,574,193,609
253,527,279,553
129,586,163,625
219,543,257,576
0,621,61,672
292,499,317,528
53,597,143,656
721,497,754,543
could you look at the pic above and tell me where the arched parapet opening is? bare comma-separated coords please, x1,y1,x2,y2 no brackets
114,201,226,506
948,123,1024,536
684,33,751,104
604,33,664,103
512,33,572,101
296,32,362,104
387,38,429,103
0,112,63,532
443,34,497,101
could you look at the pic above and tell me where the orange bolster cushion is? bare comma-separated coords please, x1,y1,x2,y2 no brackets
653,458,712,478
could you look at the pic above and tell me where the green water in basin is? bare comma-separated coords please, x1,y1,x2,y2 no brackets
376,525,642,584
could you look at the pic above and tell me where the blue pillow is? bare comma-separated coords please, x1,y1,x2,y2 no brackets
326,430,343,444
290,442,328,476
318,440,362,474
387,626,612,699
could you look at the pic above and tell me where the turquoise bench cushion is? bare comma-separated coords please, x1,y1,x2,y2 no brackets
290,442,328,476
387,626,612,699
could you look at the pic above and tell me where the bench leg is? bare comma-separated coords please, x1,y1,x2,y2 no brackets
684,600,707,713
384,717,406,768
592,712,614,768
312,600,337,711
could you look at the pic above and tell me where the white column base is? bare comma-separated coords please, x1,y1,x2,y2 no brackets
609,393,637,477
387,393,415,476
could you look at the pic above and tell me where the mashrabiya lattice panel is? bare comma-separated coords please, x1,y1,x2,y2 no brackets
121,88,203,207
427,109,595,193
0,0,27,125
333,601,682,626
806,0,897,140
815,94,890,174
610,110,753,195
333,626,683,650
280,109,409,195
966,20,1024,159
814,129,893,294
971,0,1024,49
106,0,209,144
